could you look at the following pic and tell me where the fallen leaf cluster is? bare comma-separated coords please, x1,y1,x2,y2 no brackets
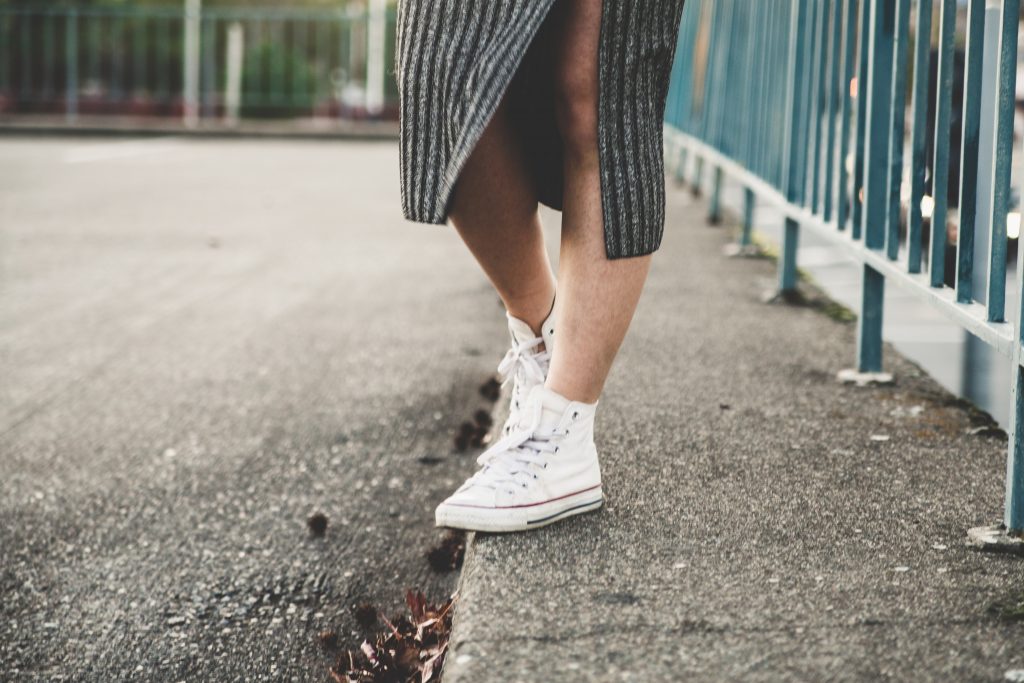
454,410,494,452
331,590,455,683
478,377,501,402
425,530,465,573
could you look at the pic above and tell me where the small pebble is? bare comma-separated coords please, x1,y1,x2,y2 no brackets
307,512,328,537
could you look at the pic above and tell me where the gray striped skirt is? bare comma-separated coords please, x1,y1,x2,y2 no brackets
395,0,686,259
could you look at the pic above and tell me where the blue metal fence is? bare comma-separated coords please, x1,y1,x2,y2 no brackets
0,3,397,122
664,0,1024,543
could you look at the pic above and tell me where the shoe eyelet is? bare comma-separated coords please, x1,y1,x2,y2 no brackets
572,411,579,420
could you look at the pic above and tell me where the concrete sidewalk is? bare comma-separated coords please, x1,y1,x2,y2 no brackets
443,188,1024,681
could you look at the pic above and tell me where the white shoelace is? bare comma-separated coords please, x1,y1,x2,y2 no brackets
496,335,550,390
471,402,563,491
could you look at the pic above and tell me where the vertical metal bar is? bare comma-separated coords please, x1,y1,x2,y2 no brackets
0,11,9,95
752,2,768,178
272,19,286,105
784,0,811,206
675,147,688,184
201,14,216,118
781,219,801,291
20,11,32,102
819,0,835,222
1008,154,1024,532
859,265,886,371
366,0,386,116
88,14,101,90
907,0,933,274
861,0,895,251
953,0,985,304
65,8,78,122
709,166,723,224
315,15,325,106
183,0,201,126
741,186,755,247
930,0,956,287
225,20,244,125
780,0,810,293
857,0,897,372
43,12,56,100
739,1,757,170
294,19,308,108
972,5,1000,314
809,0,829,214
851,0,872,239
1007,351,1024,533
885,0,911,261
157,15,170,100
111,13,125,102
837,0,858,231
132,12,146,97
986,0,1019,323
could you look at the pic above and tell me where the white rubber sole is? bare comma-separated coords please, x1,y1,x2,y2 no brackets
434,485,603,533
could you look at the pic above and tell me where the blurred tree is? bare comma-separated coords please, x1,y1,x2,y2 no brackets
0,0,395,7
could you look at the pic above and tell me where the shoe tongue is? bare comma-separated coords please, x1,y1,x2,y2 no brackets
526,385,570,432
507,314,538,346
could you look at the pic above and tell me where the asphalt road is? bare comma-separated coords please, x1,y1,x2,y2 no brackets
0,137,506,681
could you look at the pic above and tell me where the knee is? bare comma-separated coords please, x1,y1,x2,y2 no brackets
554,64,598,161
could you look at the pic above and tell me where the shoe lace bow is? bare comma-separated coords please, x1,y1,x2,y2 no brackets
496,335,550,389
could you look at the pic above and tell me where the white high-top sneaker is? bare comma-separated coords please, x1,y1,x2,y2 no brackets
498,309,556,436
435,385,603,532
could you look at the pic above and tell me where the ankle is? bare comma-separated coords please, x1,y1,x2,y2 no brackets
544,378,601,405
505,290,556,337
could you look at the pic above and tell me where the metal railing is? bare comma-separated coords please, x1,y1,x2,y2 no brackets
0,1,397,124
664,0,1024,544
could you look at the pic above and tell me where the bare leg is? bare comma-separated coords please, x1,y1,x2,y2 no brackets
545,0,650,403
448,95,557,334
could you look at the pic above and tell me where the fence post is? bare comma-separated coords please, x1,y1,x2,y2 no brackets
224,21,244,126
674,146,688,185
972,208,1024,547
930,0,957,288
692,155,704,197
740,187,755,248
778,0,809,295
967,0,1024,553
183,0,201,127
365,0,386,116
984,0,1018,324
708,166,723,224
1008,206,1024,536
906,0,933,273
855,0,895,377
65,8,78,122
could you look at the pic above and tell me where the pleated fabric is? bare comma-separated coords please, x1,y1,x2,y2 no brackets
396,0,686,259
